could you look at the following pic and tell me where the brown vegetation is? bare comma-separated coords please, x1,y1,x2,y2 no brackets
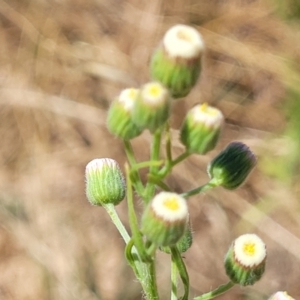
0,0,300,299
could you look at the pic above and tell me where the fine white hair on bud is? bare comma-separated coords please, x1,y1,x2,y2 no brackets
233,234,266,267
151,192,188,222
141,192,189,246
118,88,139,111
85,158,126,206
163,24,204,59
190,103,224,128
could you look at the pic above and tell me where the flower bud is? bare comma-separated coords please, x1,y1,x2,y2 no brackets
132,82,170,132
224,234,266,286
150,24,204,98
180,103,224,154
268,292,295,300
141,192,188,247
85,158,126,206
107,88,143,140
207,142,257,189
160,221,193,254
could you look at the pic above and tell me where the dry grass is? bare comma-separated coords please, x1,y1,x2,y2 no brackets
0,0,300,299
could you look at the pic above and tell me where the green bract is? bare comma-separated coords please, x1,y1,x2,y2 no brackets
107,88,143,140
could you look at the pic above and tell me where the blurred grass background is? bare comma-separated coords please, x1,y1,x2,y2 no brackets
1,0,300,299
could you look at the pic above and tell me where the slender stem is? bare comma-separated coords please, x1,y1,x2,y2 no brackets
180,181,217,199
171,257,178,300
157,150,190,179
170,246,189,300
172,151,190,166
125,164,159,300
147,255,159,300
148,174,171,191
124,140,145,196
103,203,131,243
125,164,150,262
132,160,164,171
193,281,235,300
165,122,173,163
145,128,163,202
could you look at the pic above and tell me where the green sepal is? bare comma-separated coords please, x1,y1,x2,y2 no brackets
107,99,143,140
224,247,265,286
150,47,201,98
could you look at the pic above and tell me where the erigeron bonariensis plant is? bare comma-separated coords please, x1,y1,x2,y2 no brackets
84,24,293,300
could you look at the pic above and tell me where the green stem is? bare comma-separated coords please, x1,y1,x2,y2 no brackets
170,246,189,300
103,203,131,243
171,257,178,300
132,160,164,171
193,281,235,300
180,181,217,199
145,128,163,202
148,174,171,191
125,164,159,300
165,122,172,163
125,164,150,262
157,150,190,179
124,140,145,197
147,256,159,300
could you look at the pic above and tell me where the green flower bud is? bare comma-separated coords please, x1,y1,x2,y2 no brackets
224,234,266,286
180,103,224,154
150,24,204,98
141,192,188,247
268,292,296,300
207,142,257,189
107,88,143,140
132,82,170,132
160,221,193,254
85,158,126,206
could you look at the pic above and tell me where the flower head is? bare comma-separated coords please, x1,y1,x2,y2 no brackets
180,103,224,154
132,82,170,132
224,234,266,286
150,24,204,98
107,88,143,140
141,192,188,246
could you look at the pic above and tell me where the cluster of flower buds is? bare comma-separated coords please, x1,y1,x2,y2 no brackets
107,24,207,140
84,24,266,299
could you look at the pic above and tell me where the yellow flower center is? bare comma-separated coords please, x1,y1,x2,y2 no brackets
148,84,162,98
128,88,138,100
243,242,256,256
199,103,219,116
177,29,193,43
163,197,180,211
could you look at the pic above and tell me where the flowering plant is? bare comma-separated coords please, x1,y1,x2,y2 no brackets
84,25,293,300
